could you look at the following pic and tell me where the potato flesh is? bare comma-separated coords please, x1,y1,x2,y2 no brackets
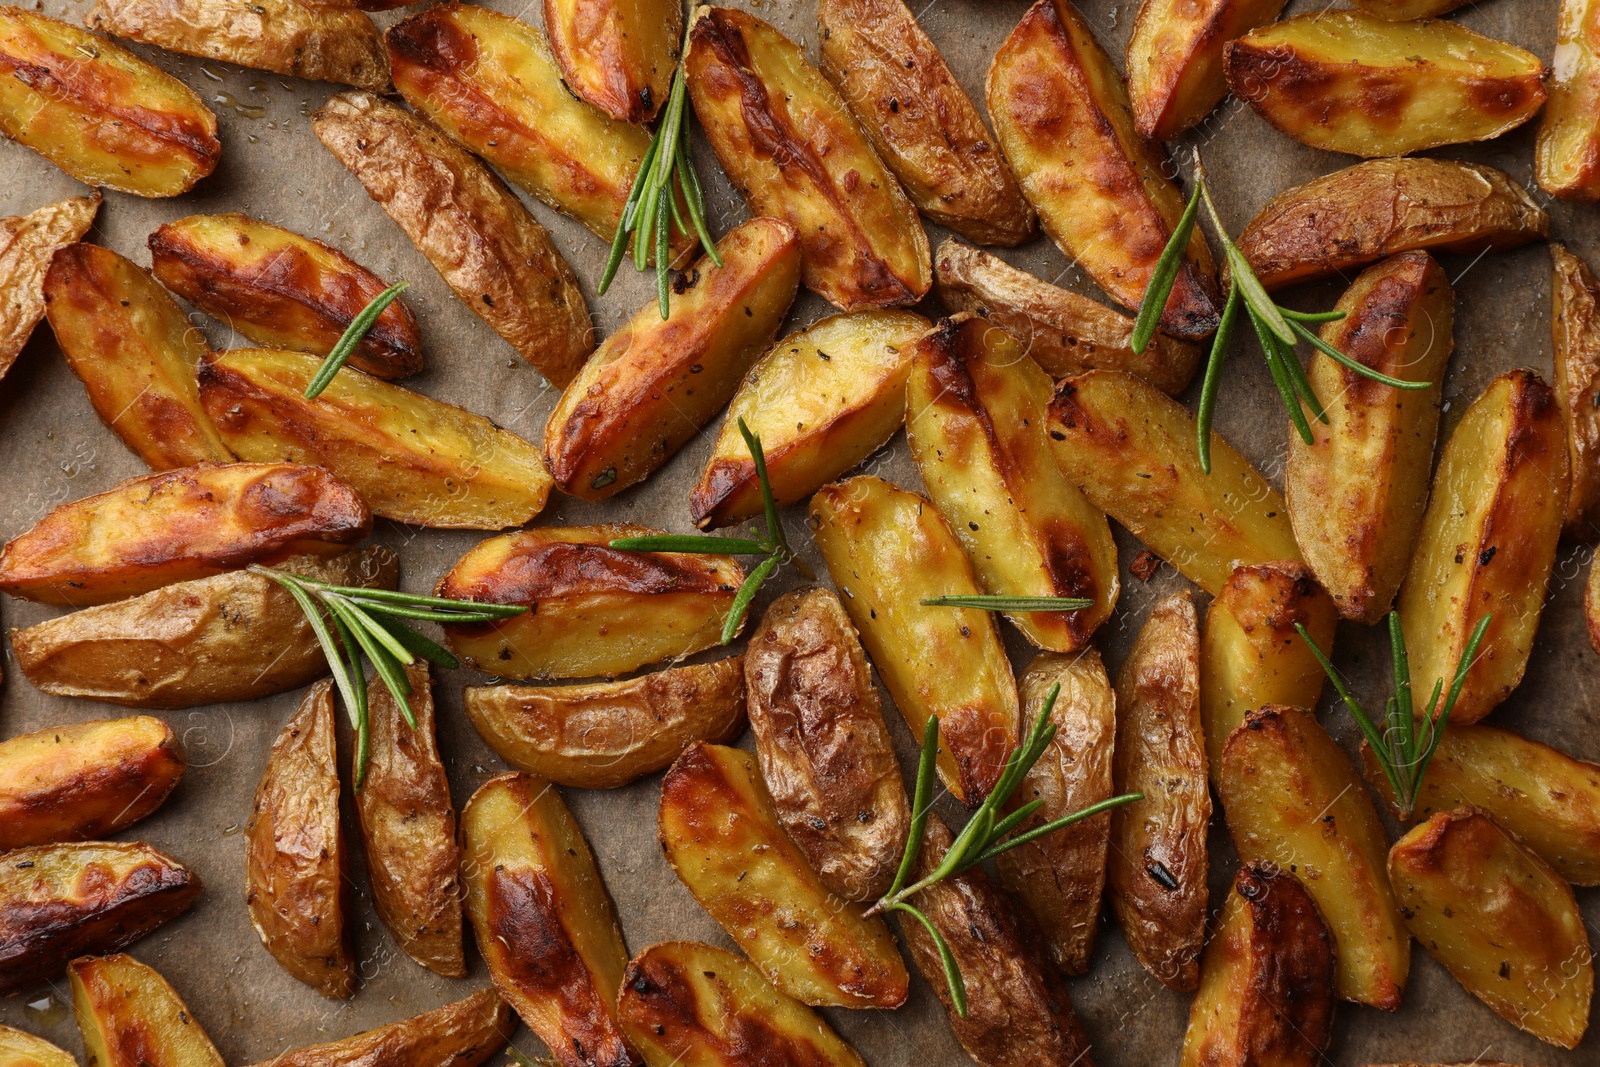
1552,243,1600,535
1538,0,1600,202
245,989,514,1067
1126,0,1288,141
0,194,99,382
0,1026,75,1067
691,309,927,528
543,0,681,122
70,954,223,1067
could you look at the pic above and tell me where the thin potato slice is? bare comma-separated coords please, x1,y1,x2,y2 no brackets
1552,243,1600,536
987,0,1218,339
43,243,233,471
198,348,551,530
1046,370,1301,596
0,716,185,850
544,0,680,122
0,1027,74,1067
1389,809,1593,1049
1537,0,1600,202
1353,0,1470,17
437,525,743,681
0,194,100,383
1220,705,1408,1009
1286,252,1454,622
658,743,909,1008
691,310,928,529
907,313,1118,651
245,989,514,1067
543,218,801,501
1398,369,1568,725
686,5,930,311
1126,0,1288,142
70,954,223,1067
809,476,1020,805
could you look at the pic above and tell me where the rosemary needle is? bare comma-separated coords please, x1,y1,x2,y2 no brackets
303,281,409,399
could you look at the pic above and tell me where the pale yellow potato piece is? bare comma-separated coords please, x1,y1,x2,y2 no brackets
1126,0,1288,141
71,955,223,1067
0,194,99,383
543,0,680,122
1552,243,1600,536
1538,0,1600,202
1352,0,1471,18
0,1026,74,1067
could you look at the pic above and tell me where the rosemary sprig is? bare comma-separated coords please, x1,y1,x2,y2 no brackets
251,565,525,788
866,685,1142,1015
920,595,1094,611
303,281,410,399
1296,611,1492,820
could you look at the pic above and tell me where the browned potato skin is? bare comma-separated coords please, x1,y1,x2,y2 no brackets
1236,159,1548,291
0,194,100,383
817,0,1034,246
744,588,909,902
0,841,201,995
149,214,422,380
246,989,515,1067
900,814,1095,1067
0,463,370,607
544,0,681,123
1126,0,1288,142
10,547,397,710
1537,0,1600,202
932,239,1200,395
90,0,389,92
70,954,224,1067
0,1026,75,1067
993,650,1116,975
686,5,931,312
1352,0,1470,17
659,743,909,1008
43,243,234,471
312,90,593,387
358,664,464,978
0,716,185,850
1552,243,1600,536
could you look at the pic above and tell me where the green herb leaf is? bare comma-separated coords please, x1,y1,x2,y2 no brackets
920,594,1094,611
891,902,967,1017
1290,319,1431,391
1196,280,1241,474
1131,180,1202,355
608,534,770,554
721,553,779,645
303,281,409,400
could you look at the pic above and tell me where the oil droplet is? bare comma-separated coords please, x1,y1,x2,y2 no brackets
200,66,223,82
25,993,67,1026
212,92,267,119
223,823,241,835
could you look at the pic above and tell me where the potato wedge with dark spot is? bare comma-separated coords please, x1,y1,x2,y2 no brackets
1125,0,1288,142
0,194,100,384
0,1026,74,1067
70,954,223,1067
1537,0,1600,202
1552,243,1600,537
245,989,514,1067
544,0,680,123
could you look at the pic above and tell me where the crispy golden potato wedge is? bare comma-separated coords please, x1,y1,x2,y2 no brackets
198,348,550,530
988,0,1218,339
0,1027,74,1067
0,10,218,197
1220,705,1407,1009
70,954,222,1067
0,463,370,607
544,0,680,122
43,243,233,471
1286,252,1453,621
543,218,801,501
659,743,908,1008
907,313,1118,651
992,651,1115,975
10,547,396,709
437,526,743,681
149,214,421,380
1552,243,1600,536
90,0,388,92
619,942,869,1067
1390,808,1593,1049
1126,0,1287,142
0,194,100,384
1180,863,1336,1067
1046,370,1300,596
1237,159,1548,291
246,989,515,1067
1398,369,1568,725
744,588,908,902
1537,0,1600,202
312,89,592,386
461,772,634,1067
686,6,930,311
691,309,928,529
0,842,200,995
809,476,1020,805
817,0,1033,246
0,716,184,850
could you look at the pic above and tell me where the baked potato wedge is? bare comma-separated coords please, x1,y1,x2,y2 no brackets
1220,705,1408,1009
544,0,680,123
89,0,388,92
0,462,370,607
1397,369,1568,725
691,309,928,529
70,954,223,1067
9,547,397,709
1179,863,1336,1067
1351,0,1470,17
246,989,514,1067
1236,159,1548,291
1537,0,1600,202
744,588,909,902
312,89,592,387
992,650,1116,975
659,743,908,1008
0,841,200,995
988,0,1219,339
543,217,801,501
907,313,1118,651
198,348,551,530
809,476,1020,805
1046,370,1301,596
1224,12,1545,158
0,716,184,850
43,243,233,471
0,10,218,197
0,194,100,384
1552,243,1600,536
436,526,743,681
1127,0,1288,142
0,1027,74,1067
1286,252,1454,621
686,5,930,311
817,0,1033,246
148,214,422,380
1389,809,1593,1049
618,942,869,1067
461,774,635,1067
